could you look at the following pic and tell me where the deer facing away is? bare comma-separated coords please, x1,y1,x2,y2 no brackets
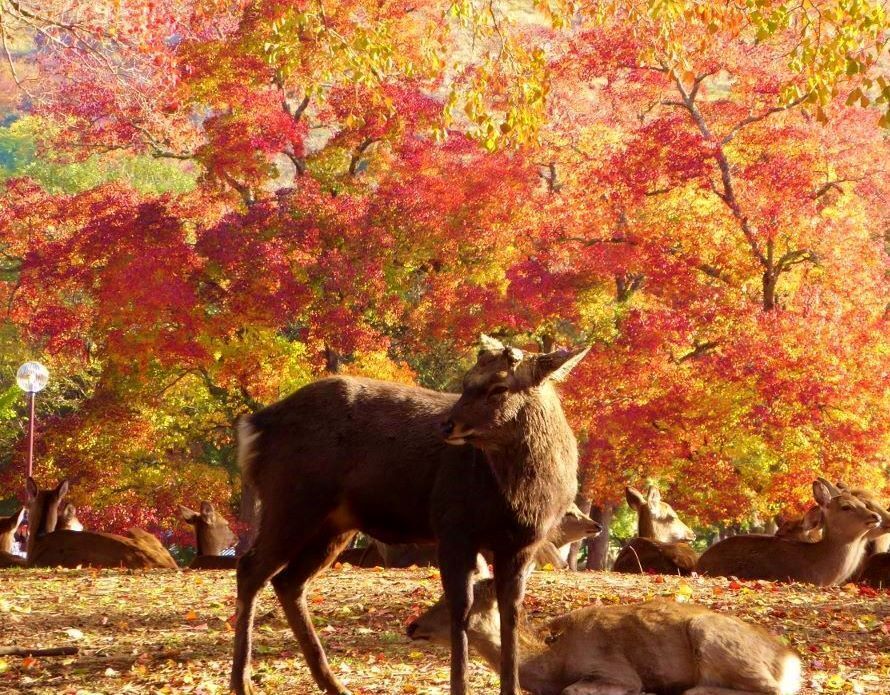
26,478,178,569
612,485,699,575
408,578,802,695
697,479,881,586
181,501,239,570
231,336,589,695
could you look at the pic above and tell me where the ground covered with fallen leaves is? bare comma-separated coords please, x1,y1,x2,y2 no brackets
1,566,888,694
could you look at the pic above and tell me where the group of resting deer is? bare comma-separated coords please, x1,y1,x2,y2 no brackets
2,336,884,695
0,483,238,570
612,480,890,588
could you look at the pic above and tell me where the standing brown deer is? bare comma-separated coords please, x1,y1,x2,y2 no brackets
25,478,178,569
231,336,589,695
0,508,26,567
407,577,802,695
612,485,698,575
697,479,881,585
181,502,239,570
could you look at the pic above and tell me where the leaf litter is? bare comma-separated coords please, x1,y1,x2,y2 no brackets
0,566,888,694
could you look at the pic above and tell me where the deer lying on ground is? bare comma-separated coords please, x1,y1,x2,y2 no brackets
369,504,602,571
697,479,881,585
0,508,26,567
58,501,83,531
26,478,178,569
612,485,698,575
231,336,589,695
407,577,802,695
775,484,890,584
181,502,239,570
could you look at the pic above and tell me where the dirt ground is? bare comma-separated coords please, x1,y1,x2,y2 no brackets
0,565,888,694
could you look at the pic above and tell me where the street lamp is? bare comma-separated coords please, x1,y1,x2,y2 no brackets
16,361,49,479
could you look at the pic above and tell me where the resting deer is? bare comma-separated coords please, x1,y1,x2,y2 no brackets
181,501,239,570
612,485,698,575
231,335,589,695
58,501,83,531
407,578,802,695
775,484,890,583
0,508,26,567
697,479,881,585
373,504,601,570
26,478,178,569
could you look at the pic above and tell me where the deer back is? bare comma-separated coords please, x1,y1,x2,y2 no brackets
612,537,698,575
30,528,178,569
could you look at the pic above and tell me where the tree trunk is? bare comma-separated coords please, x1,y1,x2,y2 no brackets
567,497,592,571
585,504,613,571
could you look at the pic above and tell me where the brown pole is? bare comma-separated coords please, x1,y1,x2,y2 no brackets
27,391,35,479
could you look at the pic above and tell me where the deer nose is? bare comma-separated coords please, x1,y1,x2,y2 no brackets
406,621,418,638
440,420,455,437
592,522,603,534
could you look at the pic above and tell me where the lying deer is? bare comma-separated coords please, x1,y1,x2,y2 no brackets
612,485,698,575
408,578,802,695
371,504,601,570
231,336,589,695
58,501,83,531
181,501,238,570
0,508,26,567
697,479,881,585
26,478,178,569
775,484,890,584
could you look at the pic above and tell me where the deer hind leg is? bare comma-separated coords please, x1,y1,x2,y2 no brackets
230,542,290,695
271,529,356,695
683,688,778,695
493,546,537,695
560,655,644,695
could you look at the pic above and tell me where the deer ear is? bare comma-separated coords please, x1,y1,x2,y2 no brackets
56,479,69,500
646,485,661,506
478,334,505,354
625,487,646,509
26,477,38,501
801,506,824,531
526,346,590,385
813,479,835,508
179,505,199,523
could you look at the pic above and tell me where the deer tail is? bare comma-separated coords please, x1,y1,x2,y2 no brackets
237,415,262,488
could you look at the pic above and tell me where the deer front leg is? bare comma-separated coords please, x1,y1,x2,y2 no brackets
439,540,479,695
493,547,536,695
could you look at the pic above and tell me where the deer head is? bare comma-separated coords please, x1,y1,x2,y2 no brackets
775,506,824,542
407,578,499,645
58,501,83,531
625,485,695,543
440,335,589,448
25,477,68,538
814,478,882,542
180,501,237,556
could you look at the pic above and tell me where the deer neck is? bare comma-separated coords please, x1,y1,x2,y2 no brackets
805,527,869,584
485,394,578,527
468,622,562,695
637,514,657,540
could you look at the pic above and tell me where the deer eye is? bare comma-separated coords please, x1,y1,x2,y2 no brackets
840,503,852,511
487,384,510,400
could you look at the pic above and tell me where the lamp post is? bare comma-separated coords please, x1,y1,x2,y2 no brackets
16,361,49,479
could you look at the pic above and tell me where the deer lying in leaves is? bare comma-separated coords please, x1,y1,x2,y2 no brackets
26,478,177,569
180,501,239,570
231,336,589,695
775,483,890,586
698,479,881,586
408,578,802,695
612,485,698,575
362,503,601,571
0,508,25,567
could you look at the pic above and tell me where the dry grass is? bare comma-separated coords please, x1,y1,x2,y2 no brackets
1,566,889,694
